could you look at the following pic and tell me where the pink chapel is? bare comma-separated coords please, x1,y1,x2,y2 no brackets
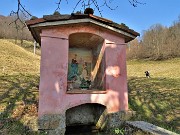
26,11,139,134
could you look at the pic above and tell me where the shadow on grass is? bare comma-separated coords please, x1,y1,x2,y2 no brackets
128,76,180,134
1,74,179,134
0,73,46,135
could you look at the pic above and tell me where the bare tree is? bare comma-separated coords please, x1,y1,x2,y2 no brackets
10,0,32,25
127,38,140,59
127,18,180,60
0,15,33,41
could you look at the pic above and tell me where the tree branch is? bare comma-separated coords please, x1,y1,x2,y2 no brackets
13,0,145,20
91,0,103,16
128,0,145,7
10,0,32,27
55,0,68,11
72,0,82,13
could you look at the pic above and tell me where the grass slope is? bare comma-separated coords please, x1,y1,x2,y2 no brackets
127,59,180,133
7,39,41,56
0,39,40,75
0,39,43,134
127,58,180,79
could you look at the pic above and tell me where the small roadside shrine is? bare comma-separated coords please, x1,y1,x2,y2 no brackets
26,10,139,134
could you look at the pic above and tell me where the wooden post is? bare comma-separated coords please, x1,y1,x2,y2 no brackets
34,41,36,54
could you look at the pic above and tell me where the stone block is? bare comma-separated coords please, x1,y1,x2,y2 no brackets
38,114,65,130
126,121,179,135
106,111,135,130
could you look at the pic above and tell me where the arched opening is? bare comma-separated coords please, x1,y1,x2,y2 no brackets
69,33,104,48
65,103,106,134
67,33,106,92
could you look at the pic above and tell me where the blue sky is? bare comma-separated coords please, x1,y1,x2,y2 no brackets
0,0,180,36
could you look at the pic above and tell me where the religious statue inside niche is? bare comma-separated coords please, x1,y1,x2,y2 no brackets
67,52,92,90
67,54,79,91
79,62,91,90
68,54,79,81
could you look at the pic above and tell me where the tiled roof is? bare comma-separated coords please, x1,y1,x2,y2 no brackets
26,13,139,44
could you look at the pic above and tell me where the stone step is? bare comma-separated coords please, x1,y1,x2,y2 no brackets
126,121,179,135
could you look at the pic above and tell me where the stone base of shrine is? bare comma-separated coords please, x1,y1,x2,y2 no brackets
38,110,135,135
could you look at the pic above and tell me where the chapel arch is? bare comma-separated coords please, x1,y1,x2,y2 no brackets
65,103,107,134
67,32,106,91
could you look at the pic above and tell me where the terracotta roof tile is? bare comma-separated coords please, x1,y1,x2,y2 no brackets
26,18,46,25
89,14,113,23
26,13,140,44
26,14,139,36
43,14,71,21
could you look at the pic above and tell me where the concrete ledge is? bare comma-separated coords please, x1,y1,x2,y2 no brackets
126,121,179,135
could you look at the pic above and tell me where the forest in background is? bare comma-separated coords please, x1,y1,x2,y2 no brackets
0,15,33,44
127,16,180,60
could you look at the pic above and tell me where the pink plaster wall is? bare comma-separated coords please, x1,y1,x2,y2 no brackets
39,24,128,117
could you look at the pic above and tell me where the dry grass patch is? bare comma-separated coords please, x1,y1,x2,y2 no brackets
127,58,180,78
0,39,40,75
8,39,41,56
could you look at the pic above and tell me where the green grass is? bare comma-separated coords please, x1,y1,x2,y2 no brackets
0,39,45,134
0,39,179,134
0,74,42,135
127,59,180,133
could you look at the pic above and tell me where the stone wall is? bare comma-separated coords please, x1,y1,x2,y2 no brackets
66,103,106,126
38,114,66,135
38,109,135,134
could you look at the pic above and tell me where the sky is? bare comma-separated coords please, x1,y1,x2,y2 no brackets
0,0,180,36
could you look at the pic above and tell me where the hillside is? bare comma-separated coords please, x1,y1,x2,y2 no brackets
0,39,179,134
0,39,40,75
127,58,180,78
127,59,180,133
7,39,41,56
0,39,41,134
